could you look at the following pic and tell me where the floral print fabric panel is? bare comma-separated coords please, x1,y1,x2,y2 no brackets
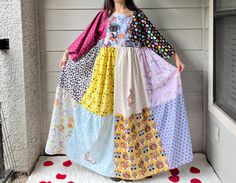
45,86,77,154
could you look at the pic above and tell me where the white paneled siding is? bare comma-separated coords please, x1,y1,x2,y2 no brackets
38,0,208,153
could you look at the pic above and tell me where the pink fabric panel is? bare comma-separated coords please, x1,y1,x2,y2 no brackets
67,9,108,61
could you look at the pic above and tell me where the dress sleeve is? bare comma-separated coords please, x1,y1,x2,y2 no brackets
67,9,107,61
131,11,176,60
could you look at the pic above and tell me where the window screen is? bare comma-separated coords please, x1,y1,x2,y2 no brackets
214,0,236,120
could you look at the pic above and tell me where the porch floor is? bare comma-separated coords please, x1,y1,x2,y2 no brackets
26,153,221,183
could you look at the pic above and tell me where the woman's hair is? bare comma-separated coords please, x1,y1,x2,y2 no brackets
103,0,142,17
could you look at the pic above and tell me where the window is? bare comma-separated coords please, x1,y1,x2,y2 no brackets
214,0,236,120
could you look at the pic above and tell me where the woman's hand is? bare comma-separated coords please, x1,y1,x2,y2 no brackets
173,53,185,73
59,49,69,70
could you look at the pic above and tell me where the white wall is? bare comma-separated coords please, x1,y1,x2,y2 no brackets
206,0,236,182
0,0,41,174
38,0,208,153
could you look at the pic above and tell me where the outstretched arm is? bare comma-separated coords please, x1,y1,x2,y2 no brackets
130,11,185,72
68,10,107,61
130,11,175,60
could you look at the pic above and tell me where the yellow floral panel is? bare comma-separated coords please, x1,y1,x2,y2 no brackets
114,107,169,180
80,47,117,116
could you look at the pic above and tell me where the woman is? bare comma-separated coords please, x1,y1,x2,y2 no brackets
45,0,193,181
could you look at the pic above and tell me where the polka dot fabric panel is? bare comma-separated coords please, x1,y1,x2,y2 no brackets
130,11,176,60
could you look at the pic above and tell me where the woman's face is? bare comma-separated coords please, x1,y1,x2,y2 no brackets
114,0,125,3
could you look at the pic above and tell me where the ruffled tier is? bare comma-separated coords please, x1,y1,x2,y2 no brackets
45,45,193,180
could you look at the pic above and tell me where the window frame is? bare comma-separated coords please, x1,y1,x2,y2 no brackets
207,0,236,135
213,0,236,120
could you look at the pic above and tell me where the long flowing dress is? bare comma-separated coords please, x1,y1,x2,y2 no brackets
44,9,193,180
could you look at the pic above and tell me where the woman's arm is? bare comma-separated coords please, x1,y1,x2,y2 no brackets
130,11,185,72
66,9,108,62
172,52,185,73
64,49,69,57
59,49,69,70
130,11,175,60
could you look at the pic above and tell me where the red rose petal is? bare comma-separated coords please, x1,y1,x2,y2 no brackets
67,182,74,183
169,168,179,176
63,160,72,167
43,161,54,166
190,167,200,173
168,175,180,182
190,178,202,183
56,173,67,179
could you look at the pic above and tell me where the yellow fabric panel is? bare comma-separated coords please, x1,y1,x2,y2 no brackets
80,47,116,116
114,107,169,180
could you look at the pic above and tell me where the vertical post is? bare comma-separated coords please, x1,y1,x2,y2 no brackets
0,102,5,177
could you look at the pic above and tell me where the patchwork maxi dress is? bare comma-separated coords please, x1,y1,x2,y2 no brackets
45,9,193,180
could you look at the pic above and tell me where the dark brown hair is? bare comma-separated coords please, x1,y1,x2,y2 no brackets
103,0,142,17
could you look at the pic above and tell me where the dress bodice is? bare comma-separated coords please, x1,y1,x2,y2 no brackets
102,13,141,48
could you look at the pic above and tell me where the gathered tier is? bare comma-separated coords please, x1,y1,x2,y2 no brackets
45,45,193,180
